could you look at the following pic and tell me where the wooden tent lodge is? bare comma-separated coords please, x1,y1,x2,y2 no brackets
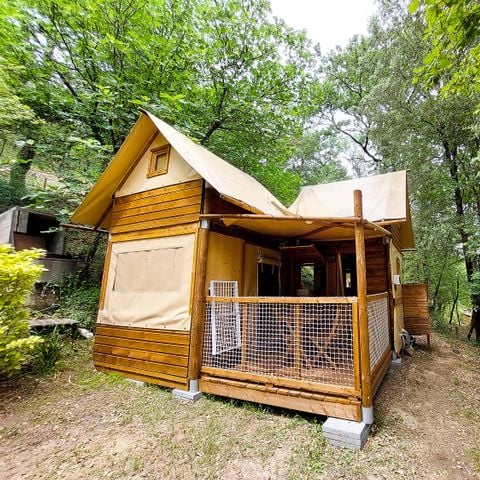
71,110,415,424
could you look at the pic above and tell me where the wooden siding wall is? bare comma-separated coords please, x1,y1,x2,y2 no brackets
403,283,430,336
365,238,388,295
390,224,402,252
94,179,204,390
205,232,244,295
109,179,203,242
321,238,388,295
94,325,190,389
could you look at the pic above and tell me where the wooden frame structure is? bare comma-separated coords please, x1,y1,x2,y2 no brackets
70,110,417,424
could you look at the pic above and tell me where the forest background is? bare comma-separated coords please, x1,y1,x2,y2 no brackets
0,0,478,338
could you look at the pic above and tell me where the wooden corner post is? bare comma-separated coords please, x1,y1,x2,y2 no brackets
354,190,373,424
187,219,211,394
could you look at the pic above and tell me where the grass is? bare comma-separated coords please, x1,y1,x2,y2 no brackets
470,448,480,473
2,332,480,479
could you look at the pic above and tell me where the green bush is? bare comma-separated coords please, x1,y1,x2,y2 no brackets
33,329,63,374
0,244,45,378
56,277,100,330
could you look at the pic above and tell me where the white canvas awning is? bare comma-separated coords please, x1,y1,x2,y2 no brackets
289,171,413,248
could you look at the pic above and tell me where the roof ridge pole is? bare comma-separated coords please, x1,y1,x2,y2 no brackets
182,218,211,401
354,189,373,424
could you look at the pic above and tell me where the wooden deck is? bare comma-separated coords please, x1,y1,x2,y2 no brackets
200,291,391,420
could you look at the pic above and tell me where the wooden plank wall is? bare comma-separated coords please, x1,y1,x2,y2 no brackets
322,239,388,295
390,224,402,251
365,238,388,295
109,179,203,241
403,283,430,336
94,179,204,390
94,325,190,389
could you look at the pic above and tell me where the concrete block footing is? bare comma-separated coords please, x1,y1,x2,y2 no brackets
391,352,402,367
322,418,371,450
172,388,203,402
126,379,146,387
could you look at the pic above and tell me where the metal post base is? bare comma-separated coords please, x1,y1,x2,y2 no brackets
362,406,374,425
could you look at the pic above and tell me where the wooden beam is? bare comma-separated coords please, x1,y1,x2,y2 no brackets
199,376,361,421
98,241,113,310
188,219,211,381
60,223,108,234
205,296,357,304
354,189,373,411
200,214,361,224
201,366,360,398
363,220,392,237
337,253,345,296
219,194,264,215
366,292,388,302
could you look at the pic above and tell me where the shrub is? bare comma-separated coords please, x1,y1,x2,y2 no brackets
56,277,100,330
0,244,45,378
33,329,63,374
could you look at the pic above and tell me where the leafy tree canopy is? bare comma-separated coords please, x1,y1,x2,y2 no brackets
0,0,322,204
410,0,480,100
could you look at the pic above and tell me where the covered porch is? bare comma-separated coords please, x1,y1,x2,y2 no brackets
190,190,394,422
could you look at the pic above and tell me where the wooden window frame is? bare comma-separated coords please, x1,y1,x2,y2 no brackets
147,145,170,178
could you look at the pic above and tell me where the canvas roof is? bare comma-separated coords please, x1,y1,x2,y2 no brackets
289,171,414,248
70,110,287,227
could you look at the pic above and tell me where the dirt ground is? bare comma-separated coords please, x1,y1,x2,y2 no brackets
1,333,479,480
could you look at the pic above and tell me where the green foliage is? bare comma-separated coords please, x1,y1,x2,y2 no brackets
323,3,480,319
410,0,480,100
33,329,62,374
288,129,349,186
55,278,100,330
0,245,45,378
0,57,35,130
0,0,320,201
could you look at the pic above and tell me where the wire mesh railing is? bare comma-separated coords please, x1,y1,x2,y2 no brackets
367,293,390,370
202,297,356,388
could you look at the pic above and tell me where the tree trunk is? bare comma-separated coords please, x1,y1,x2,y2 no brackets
10,142,35,200
449,277,459,325
468,298,480,343
79,232,103,281
443,140,480,340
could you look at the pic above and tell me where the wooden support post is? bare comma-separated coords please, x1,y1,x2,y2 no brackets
354,190,373,424
337,253,345,296
188,219,211,387
384,235,395,350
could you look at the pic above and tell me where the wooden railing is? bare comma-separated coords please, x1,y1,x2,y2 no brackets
201,295,362,397
367,292,391,395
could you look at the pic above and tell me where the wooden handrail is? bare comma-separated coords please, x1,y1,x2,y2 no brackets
206,296,357,304
366,292,389,302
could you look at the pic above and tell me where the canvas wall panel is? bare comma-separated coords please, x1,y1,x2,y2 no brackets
116,133,201,197
98,234,195,330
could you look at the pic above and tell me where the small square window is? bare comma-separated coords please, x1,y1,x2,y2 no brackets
148,145,170,177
